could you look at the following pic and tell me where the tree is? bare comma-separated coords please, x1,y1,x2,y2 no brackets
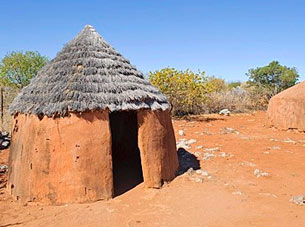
246,61,299,97
0,51,48,88
149,68,215,115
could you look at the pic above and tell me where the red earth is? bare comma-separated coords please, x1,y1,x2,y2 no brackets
1,111,305,227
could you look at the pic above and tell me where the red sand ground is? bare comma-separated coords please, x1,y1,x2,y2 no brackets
1,111,305,227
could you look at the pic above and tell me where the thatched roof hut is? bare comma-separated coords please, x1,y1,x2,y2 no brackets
266,81,305,131
8,25,178,205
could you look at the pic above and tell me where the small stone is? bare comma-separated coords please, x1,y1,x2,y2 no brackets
1,132,9,137
186,139,197,145
0,165,8,170
194,152,201,157
196,145,203,149
194,177,204,183
221,127,240,135
254,169,260,177
254,169,269,178
240,161,256,167
283,138,296,144
178,130,185,136
196,169,209,176
290,195,305,205
219,109,230,116
270,138,280,142
232,191,243,195
272,146,280,150
187,168,194,176
1,141,9,147
204,147,220,152
260,172,269,177
202,152,216,160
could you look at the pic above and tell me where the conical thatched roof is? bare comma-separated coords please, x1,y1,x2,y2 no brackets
9,25,169,117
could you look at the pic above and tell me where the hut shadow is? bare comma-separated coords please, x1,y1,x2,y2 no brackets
176,148,200,176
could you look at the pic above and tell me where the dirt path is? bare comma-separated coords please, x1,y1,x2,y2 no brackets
1,111,305,227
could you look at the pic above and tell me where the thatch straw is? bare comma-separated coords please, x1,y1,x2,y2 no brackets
9,25,169,117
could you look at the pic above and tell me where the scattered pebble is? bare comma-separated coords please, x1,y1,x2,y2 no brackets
178,130,185,136
290,195,305,205
196,169,209,176
0,164,8,173
204,147,220,152
194,152,201,158
270,138,280,142
219,109,230,116
187,168,194,176
202,152,216,160
284,138,297,144
271,146,280,150
187,139,197,145
232,191,243,195
254,169,269,178
196,145,203,150
221,127,240,135
240,161,256,167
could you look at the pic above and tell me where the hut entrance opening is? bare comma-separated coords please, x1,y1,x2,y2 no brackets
109,110,144,196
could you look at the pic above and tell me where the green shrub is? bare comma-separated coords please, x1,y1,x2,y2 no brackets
149,68,215,115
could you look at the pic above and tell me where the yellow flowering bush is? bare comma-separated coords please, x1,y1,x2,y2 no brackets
149,68,216,115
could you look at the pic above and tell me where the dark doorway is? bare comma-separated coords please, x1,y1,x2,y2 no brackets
109,111,143,196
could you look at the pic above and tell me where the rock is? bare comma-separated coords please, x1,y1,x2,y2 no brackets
176,139,191,149
254,169,269,178
202,152,216,160
270,138,280,142
284,138,297,144
219,109,230,116
232,191,243,195
240,161,256,167
187,167,194,176
271,146,280,150
0,131,10,150
194,152,201,157
290,195,305,205
1,141,10,147
0,164,8,173
196,169,209,176
219,152,233,158
1,131,9,137
186,139,197,145
193,177,204,183
204,147,220,152
221,127,240,134
196,145,203,149
178,130,185,136
0,164,8,170
253,169,260,176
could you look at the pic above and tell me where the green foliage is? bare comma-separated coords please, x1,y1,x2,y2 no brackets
228,81,241,89
246,61,299,97
205,77,228,92
149,68,217,115
0,51,48,88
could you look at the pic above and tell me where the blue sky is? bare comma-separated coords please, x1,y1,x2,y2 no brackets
1,0,305,81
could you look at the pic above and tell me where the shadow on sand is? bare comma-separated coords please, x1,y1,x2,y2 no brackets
176,148,200,176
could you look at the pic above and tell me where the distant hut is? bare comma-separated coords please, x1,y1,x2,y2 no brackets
266,81,305,131
8,25,178,205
